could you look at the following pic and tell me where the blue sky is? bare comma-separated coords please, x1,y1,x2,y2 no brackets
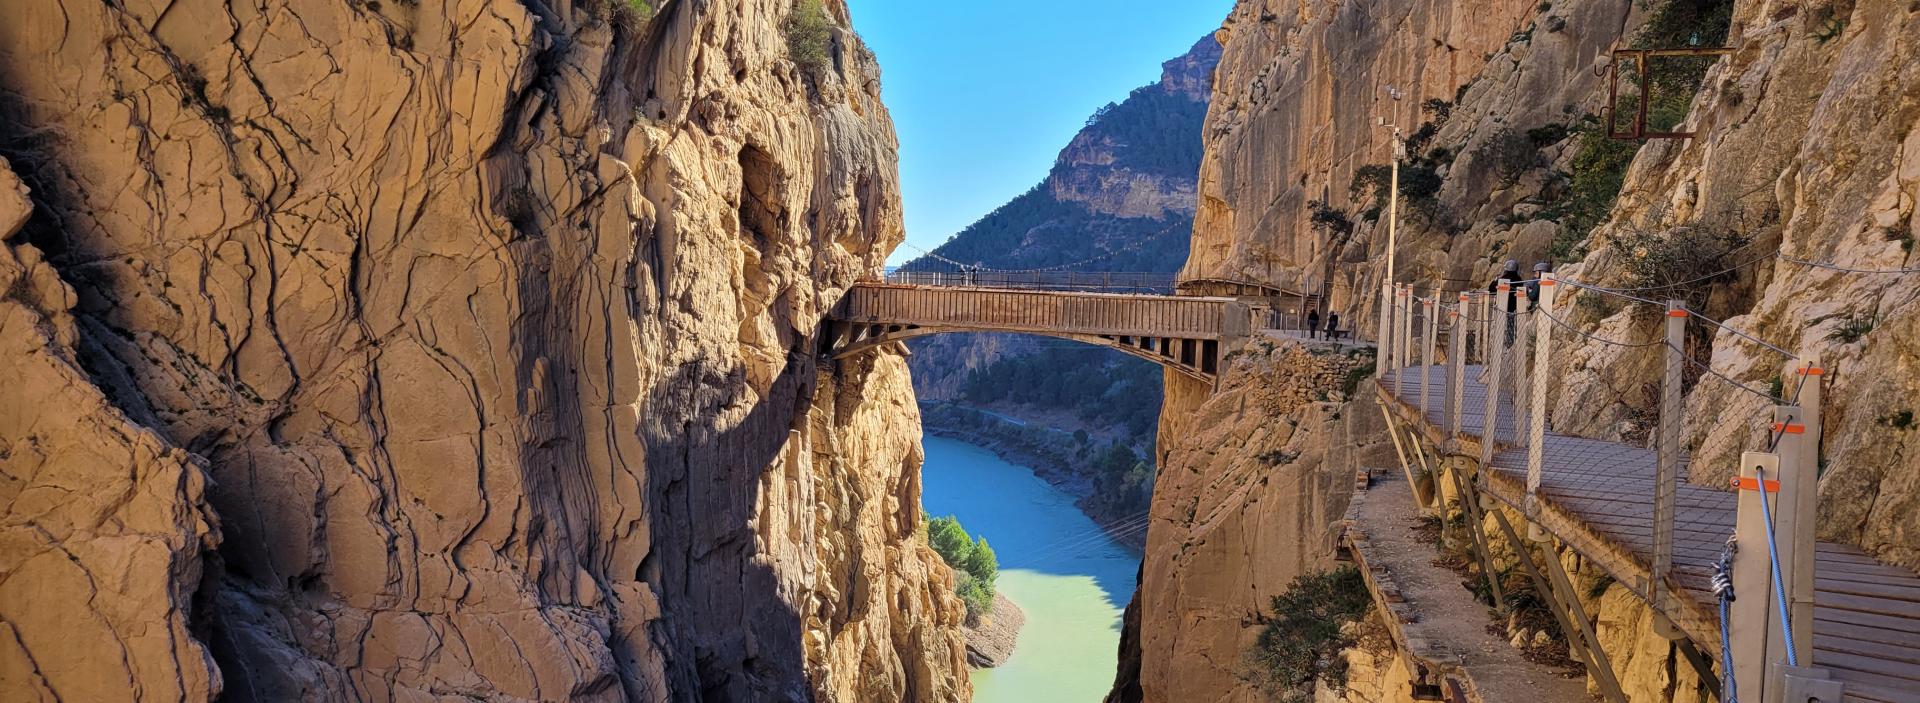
844,0,1234,264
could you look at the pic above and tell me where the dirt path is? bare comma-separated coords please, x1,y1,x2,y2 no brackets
1350,469,1593,703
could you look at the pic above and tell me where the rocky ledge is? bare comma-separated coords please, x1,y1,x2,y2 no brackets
962,593,1028,668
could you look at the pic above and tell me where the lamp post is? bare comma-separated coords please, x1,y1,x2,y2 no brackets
1375,86,1405,355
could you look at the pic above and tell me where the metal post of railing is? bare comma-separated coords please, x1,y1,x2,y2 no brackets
1396,284,1410,398
1652,300,1687,639
1379,282,1393,359
1782,356,1822,663
1478,290,1492,365
1481,286,1510,468
1525,273,1556,513
1512,296,1531,433
1472,291,1488,365
1449,292,1468,438
1405,285,1417,375
1422,296,1437,416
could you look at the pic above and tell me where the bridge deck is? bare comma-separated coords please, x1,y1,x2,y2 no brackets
1378,366,1920,703
838,283,1240,339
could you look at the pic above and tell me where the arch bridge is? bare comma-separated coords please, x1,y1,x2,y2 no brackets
823,281,1255,384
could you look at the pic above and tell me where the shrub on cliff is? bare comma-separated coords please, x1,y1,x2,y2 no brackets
612,0,653,32
927,515,999,616
1248,566,1372,702
784,0,833,76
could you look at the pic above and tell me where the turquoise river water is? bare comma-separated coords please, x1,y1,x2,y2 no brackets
920,436,1140,702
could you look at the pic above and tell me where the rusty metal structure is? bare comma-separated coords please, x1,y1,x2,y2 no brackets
1600,47,1734,140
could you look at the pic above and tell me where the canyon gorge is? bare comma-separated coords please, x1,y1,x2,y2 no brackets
3,0,1918,701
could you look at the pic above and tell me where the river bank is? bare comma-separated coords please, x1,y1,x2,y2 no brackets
920,401,1151,551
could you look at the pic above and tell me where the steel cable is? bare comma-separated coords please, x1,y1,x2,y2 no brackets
1537,308,1665,348
1778,254,1920,275
1686,310,1798,359
1669,341,1785,404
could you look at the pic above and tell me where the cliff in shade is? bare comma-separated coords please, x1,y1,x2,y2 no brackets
0,1,968,701
1121,0,1920,700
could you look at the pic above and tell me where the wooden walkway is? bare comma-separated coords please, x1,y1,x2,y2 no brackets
1377,366,1920,703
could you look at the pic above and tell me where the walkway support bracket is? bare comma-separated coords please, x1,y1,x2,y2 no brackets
1541,536,1631,703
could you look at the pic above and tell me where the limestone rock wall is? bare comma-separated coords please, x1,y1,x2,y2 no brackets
0,0,965,700
1113,341,1391,702
1544,0,1920,569
1184,0,1632,322
1,158,224,700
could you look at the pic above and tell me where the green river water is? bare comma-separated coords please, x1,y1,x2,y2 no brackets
920,436,1140,702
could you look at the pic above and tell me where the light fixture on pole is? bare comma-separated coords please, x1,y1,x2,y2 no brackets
1375,86,1405,357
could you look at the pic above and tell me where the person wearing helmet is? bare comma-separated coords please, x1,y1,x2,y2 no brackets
1489,260,1522,346
1527,262,1551,306
1488,259,1521,309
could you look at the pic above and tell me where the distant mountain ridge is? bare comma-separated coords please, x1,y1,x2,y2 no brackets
902,35,1220,273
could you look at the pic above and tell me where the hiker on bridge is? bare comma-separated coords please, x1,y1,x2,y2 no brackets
1325,311,1341,340
1307,309,1321,338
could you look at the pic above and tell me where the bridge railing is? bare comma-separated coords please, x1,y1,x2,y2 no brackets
1377,275,1836,702
881,270,1176,293
839,283,1235,339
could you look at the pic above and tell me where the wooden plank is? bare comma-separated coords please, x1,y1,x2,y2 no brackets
1816,607,1920,638
1816,577,1920,602
1819,651,1920,691
1814,633,1920,667
1840,681,1920,703
1820,591,1920,620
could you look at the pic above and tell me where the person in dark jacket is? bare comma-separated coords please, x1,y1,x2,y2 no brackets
1307,309,1321,338
1326,311,1341,339
1489,260,1523,346
1488,259,1521,310
1527,262,1551,306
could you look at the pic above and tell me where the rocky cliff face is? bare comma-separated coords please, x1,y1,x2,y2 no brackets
1133,0,1919,698
1111,342,1390,702
0,1,966,700
1545,0,1920,570
1182,0,1630,311
1048,36,1222,221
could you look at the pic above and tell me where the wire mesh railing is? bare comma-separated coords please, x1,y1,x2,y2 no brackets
880,269,1177,293
1373,270,1853,697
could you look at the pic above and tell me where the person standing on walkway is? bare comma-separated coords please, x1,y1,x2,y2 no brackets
1490,259,1522,346
1307,309,1321,339
1326,311,1341,340
1527,262,1551,307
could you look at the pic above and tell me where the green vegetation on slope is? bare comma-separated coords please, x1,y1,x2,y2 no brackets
1538,0,1735,261
959,346,1164,438
899,185,1194,273
784,0,832,75
1248,566,1373,702
927,515,1000,617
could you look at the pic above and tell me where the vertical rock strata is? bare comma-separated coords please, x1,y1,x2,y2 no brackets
1115,345,1390,702
1134,0,1918,699
0,1,965,700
